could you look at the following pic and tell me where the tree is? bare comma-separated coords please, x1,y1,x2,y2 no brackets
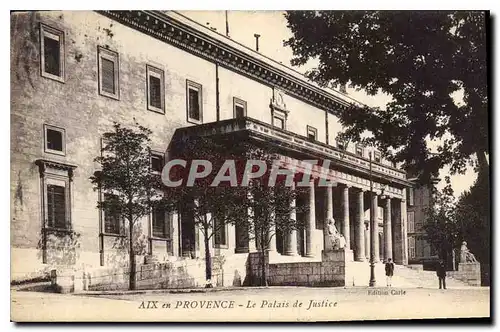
162,136,247,288
240,147,307,286
423,177,461,263
454,169,490,283
90,122,161,290
284,11,488,182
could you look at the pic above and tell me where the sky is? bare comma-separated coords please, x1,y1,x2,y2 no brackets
179,10,478,196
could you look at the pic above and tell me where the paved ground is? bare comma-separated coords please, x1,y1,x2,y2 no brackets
11,286,490,322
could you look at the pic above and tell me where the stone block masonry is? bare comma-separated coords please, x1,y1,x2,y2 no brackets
247,251,347,287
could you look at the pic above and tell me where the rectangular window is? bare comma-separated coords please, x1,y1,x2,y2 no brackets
147,65,165,113
152,206,169,238
273,116,285,130
151,152,164,174
98,47,119,99
104,194,123,235
186,80,203,123
355,144,364,157
408,236,416,258
416,237,426,257
233,97,247,119
40,24,64,82
214,216,227,247
408,187,415,206
44,124,65,156
307,126,317,141
374,151,381,163
336,139,346,150
47,184,66,229
407,211,415,233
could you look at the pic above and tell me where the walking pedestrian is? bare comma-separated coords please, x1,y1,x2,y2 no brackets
437,259,447,289
385,258,394,287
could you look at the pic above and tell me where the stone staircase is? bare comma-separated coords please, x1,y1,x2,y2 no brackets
346,262,473,288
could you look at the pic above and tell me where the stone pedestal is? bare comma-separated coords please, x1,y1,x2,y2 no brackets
322,248,353,263
51,268,76,293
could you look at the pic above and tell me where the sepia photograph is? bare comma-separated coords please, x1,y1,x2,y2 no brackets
9,8,490,323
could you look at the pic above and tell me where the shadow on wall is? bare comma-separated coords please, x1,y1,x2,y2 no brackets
11,11,40,89
37,230,81,267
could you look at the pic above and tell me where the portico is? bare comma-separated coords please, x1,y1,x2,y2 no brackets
168,116,412,266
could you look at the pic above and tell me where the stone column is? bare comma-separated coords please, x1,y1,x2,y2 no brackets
323,184,334,252
342,185,350,250
284,184,298,256
384,197,393,261
355,189,365,261
305,181,316,257
372,193,380,263
401,198,408,265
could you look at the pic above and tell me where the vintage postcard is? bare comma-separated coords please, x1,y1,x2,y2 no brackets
10,10,490,322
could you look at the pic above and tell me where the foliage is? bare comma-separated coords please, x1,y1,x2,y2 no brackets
237,145,307,286
454,170,490,270
423,177,461,259
284,11,488,182
162,136,248,287
90,121,161,290
424,170,490,279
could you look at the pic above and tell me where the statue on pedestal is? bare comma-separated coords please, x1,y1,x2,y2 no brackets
460,241,477,263
326,218,346,251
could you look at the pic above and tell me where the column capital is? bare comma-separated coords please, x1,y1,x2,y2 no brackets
353,186,366,193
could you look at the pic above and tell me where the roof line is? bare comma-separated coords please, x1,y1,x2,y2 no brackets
167,10,370,108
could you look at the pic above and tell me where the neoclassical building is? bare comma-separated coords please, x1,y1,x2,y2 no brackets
11,10,413,287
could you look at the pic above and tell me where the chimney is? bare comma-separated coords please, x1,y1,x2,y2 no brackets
254,33,261,52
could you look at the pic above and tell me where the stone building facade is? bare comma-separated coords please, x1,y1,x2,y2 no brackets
406,177,440,266
10,10,413,287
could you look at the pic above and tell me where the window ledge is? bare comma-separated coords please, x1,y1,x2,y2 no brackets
41,72,65,83
43,227,73,234
44,148,66,157
99,90,120,101
147,106,165,114
187,118,203,125
101,232,126,238
150,236,171,241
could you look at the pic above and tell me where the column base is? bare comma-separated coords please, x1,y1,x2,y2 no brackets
283,251,299,256
355,257,366,262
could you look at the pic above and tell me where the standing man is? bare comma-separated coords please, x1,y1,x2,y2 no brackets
437,259,447,289
385,258,394,287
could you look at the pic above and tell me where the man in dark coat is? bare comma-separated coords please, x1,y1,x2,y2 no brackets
437,259,447,289
385,258,394,287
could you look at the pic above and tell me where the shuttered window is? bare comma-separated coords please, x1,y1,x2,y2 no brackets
408,236,416,258
101,58,115,94
152,207,169,238
98,47,119,99
186,80,202,123
149,76,161,108
44,37,60,76
40,24,64,82
233,97,247,119
147,65,164,112
407,211,415,233
44,125,65,155
47,185,66,229
214,216,227,246
104,194,122,235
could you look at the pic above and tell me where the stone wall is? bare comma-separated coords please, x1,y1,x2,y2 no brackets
448,262,481,286
51,252,250,292
246,251,347,287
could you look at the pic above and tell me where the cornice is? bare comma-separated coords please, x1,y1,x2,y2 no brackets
97,10,352,116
